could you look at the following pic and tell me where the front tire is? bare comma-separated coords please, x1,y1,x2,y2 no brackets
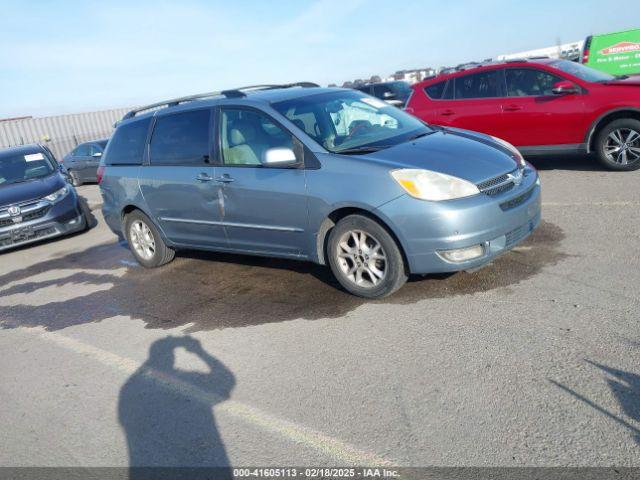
124,210,175,268
327,214,407,298
594,118,640,171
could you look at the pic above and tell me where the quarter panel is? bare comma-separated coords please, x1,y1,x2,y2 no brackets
99,165,147,235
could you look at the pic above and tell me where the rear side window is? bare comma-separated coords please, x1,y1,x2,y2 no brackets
150,109,211,166
424,81,447,99
454,70,501,99
105,118,151,165
505,68,564,97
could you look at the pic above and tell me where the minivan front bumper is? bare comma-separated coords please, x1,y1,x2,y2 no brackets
0,190,86,252
378,168,541,275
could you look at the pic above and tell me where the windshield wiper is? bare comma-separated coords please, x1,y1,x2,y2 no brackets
408,131,435,141
337,145,389,155
615,74,629,80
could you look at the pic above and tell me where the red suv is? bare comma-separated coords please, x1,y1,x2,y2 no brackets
406,59,640,170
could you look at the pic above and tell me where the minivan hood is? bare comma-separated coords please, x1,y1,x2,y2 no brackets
365,128,519,184
0,173,65,207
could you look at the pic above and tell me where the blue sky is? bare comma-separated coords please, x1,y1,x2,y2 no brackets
0,0,635,117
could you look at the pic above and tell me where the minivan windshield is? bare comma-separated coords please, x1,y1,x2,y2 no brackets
273,90,431,154
0,151,55,186
550,59,615,83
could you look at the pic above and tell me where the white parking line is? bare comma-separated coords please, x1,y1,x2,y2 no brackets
28,327,396,467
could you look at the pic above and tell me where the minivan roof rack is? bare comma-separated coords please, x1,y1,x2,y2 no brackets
122,82,320,120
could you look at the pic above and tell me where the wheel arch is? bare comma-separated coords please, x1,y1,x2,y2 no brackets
586,108,640,153
120,204,173,246
315,206,409,270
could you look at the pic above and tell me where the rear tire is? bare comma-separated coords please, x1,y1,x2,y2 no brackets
594,118,640,171
327,214,407,298
124,210,175,268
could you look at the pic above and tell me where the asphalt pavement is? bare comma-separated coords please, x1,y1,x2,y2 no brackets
0,155,639,468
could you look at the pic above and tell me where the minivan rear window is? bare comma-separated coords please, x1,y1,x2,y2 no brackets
150,109,211,166
104,118,151,165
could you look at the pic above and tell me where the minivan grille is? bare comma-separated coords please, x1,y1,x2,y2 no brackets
500,186,535,211
477,169,518,196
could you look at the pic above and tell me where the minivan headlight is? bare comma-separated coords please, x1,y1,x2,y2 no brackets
44,186,69,203
490,135,525,167
391,169,479,201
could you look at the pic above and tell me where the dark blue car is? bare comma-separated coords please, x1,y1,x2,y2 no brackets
0,144,88,251
62,139,108,186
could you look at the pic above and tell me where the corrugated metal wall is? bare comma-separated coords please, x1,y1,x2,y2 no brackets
0,108,130,160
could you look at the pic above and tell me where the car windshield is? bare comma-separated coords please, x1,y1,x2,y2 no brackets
0,151,55,186
550,59,615,82
272,90,431,153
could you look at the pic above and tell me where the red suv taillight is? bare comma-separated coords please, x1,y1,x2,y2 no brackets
97,165,105,184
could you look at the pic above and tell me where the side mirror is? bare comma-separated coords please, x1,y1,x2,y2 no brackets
92,152,102,158
263,147,300,168
552,81,579,95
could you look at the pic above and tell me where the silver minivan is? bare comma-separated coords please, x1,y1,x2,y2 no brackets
99,83,541,298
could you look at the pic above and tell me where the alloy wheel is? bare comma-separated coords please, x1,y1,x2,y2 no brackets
604,128,640,165
336,230,387,288
130,220,156,260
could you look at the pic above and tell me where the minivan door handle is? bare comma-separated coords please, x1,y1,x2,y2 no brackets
196,173,213,182
215,174,235,184
441,109,456,116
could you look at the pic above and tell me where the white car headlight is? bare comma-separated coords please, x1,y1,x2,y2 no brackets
490,135,525,167
44,186,69,203
391,169,479,201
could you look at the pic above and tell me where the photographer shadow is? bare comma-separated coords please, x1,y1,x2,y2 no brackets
118,336,235,480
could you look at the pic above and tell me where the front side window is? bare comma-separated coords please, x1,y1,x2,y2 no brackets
506,68,564,96
105,118,151,166
454,70,501,99
74,144,91,156
0,151,55,185
150,109,210,166
89,144,103,156
220,108,294,166
273,90,430,153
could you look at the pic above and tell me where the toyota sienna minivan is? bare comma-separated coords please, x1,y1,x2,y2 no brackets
99,83,541,298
